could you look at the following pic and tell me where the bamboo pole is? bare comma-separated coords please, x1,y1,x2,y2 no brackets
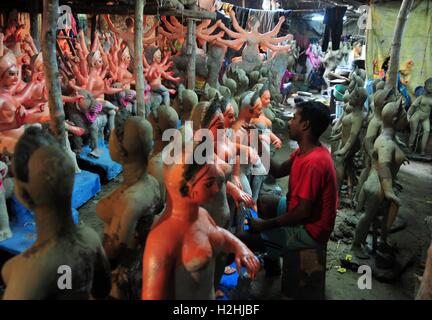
387,0,414,90
42,0,66,148
135,0,145,117
30,1,41,51
186,17,197,90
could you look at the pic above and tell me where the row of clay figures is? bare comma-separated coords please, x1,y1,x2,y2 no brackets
0,9,296,297
329,64,432,269
0,68,287,299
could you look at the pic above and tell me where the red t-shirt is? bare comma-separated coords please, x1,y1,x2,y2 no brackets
287,145,338,243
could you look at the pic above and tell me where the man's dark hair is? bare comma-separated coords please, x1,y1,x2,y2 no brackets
296,100,331,139
13,127,59,182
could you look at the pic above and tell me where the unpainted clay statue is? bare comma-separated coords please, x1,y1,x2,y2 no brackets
177,84,198,125
165,18,225,84
352,99,408,260
333,86,367,194
203,83,221,102
355,85,396,203
408,78,432,155
1,127,111,299
219,12,291,74
322,48,342,89
261,45,298,104
416,241,432,300
104,14,158,61
330,70,365,150
113,86,137,115
148,105,179,202
96,110,162,299
0,160,13,241
226,66,249,99
142,143,260,299
65,89,108,158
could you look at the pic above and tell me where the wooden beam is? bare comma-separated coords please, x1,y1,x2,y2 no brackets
30,0,41,50
387,0,414,89
135,0,146,117
0,1,216,20
154,8,216,20
186,16,197,90
42,0,66,147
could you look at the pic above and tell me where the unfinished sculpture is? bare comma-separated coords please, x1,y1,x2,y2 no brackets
163,17,225,85
113,87,137,115
408,77,432,156
416,241,432,299
333,86,367,195
65,89,107,158
352,99,408,261
142,143,260,299
113,46,135,89
177,84,198,125
355,85,395,203
323,48,342,89
143,48,181,108
68,48,125,155
190,98,257,290
261,44,299,104
96,110,162,299
251,83,282,149
0,51,50,154
104,14,158,62
226,66,250,100
190,100,255,228
1,127,111,299
219,11,292,74
148,105,179,202
0,160,13,241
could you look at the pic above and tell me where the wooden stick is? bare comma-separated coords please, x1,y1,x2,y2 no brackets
135,0,146,117
186,9,197,90
387,0,414,89
42,0,66,148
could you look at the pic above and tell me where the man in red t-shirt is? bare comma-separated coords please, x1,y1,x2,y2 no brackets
248,100,337,270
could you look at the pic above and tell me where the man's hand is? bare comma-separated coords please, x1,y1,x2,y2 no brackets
248,216,266,233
